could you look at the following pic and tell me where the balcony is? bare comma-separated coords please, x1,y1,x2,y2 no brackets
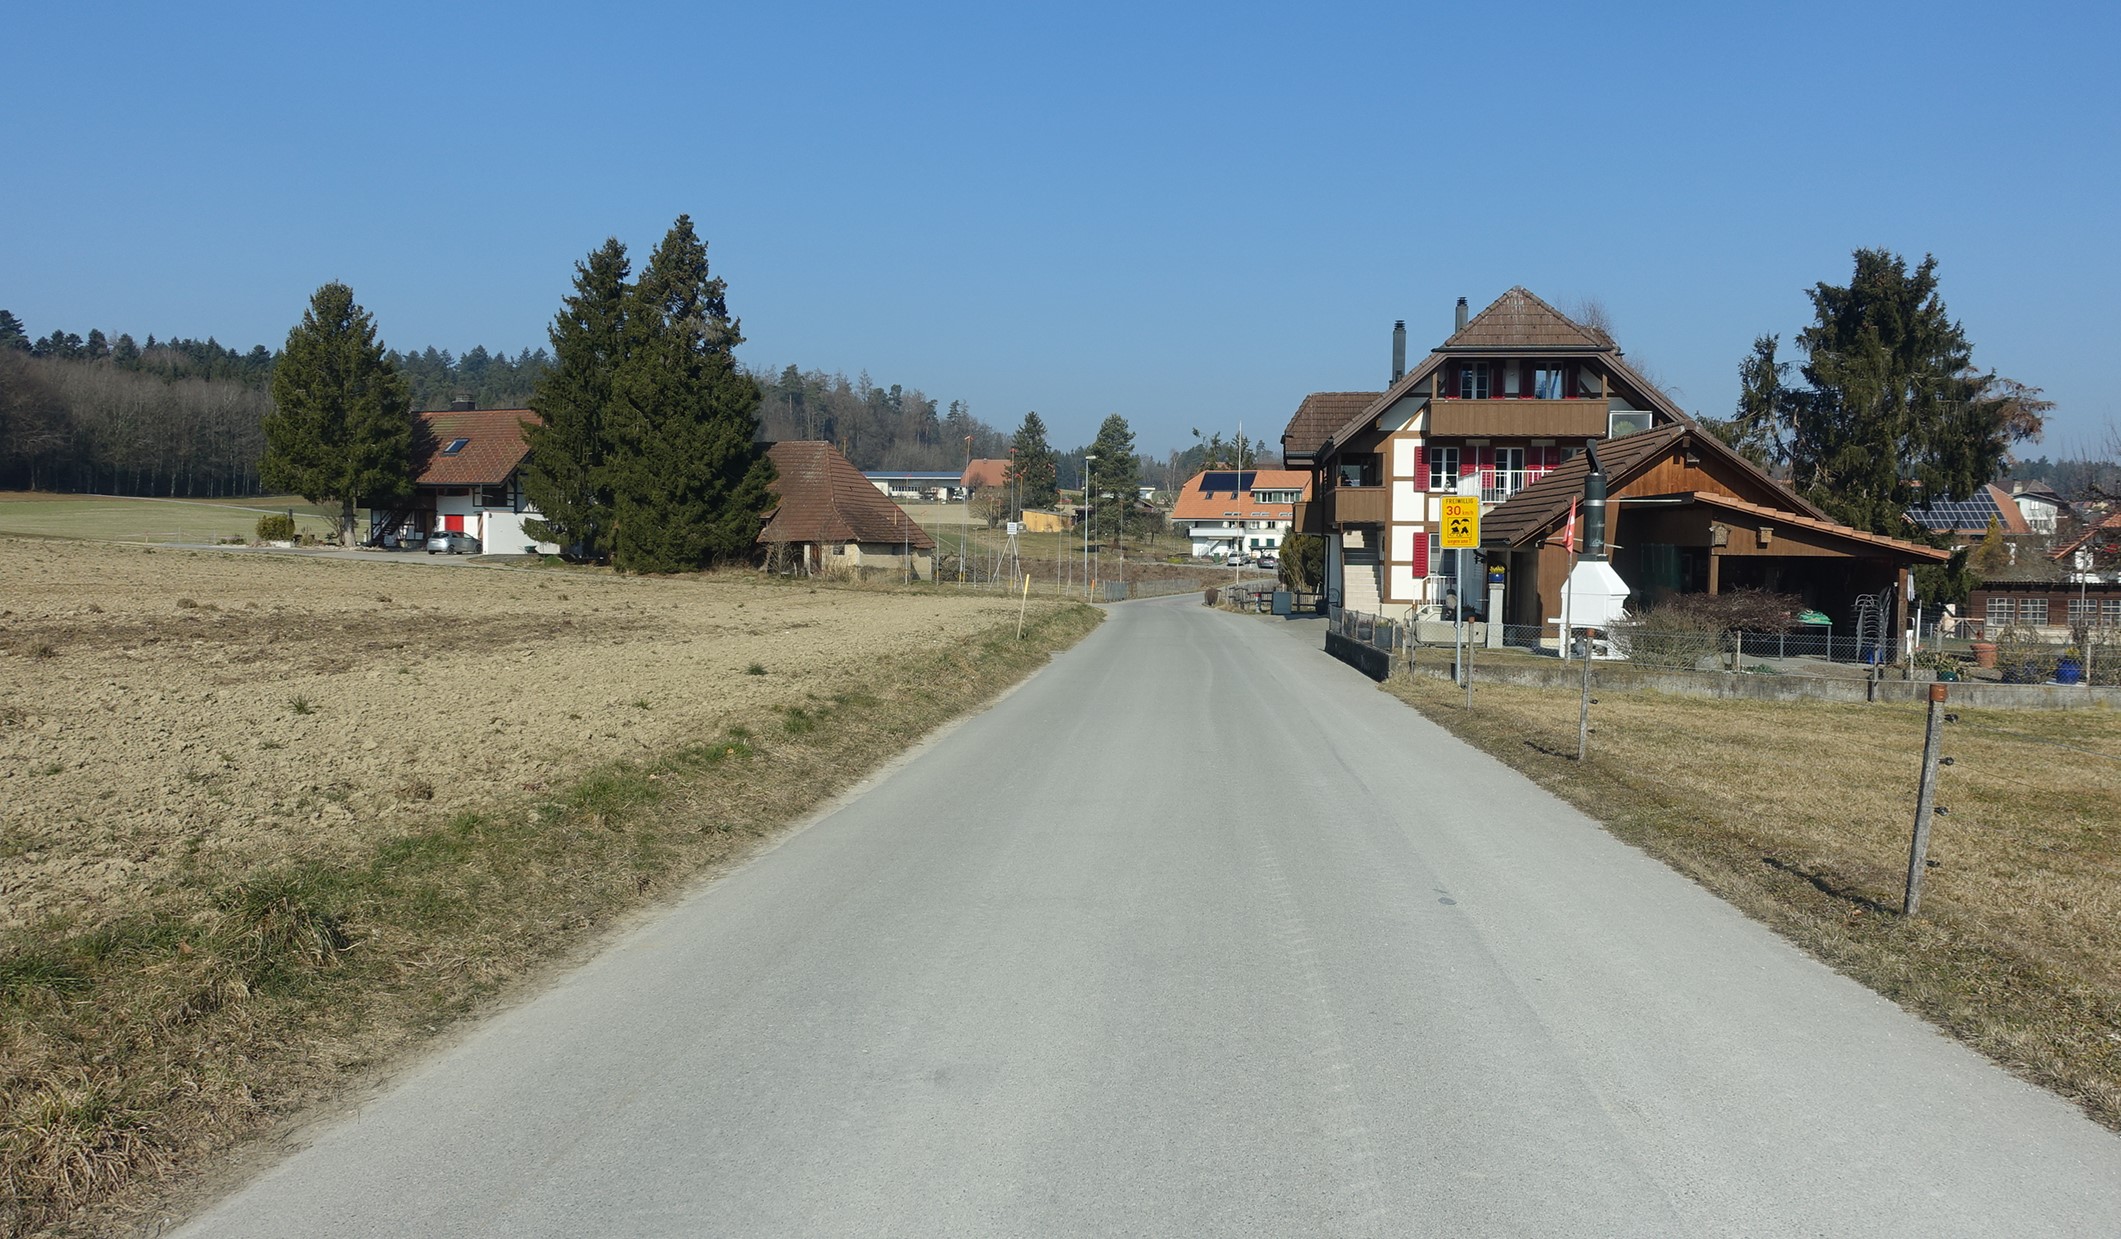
1327,485,1392,526
1428,398,1611,438
1481,470,1533,505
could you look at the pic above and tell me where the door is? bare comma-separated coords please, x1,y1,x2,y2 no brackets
445,514,465,533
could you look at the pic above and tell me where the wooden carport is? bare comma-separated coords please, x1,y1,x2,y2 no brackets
1480,425,1947,638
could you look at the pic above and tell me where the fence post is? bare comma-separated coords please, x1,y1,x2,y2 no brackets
1902,683,1950,916
1577,629,1594,762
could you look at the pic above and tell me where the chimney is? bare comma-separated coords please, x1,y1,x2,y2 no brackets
1391,320,1406,384
1582,441,1608,562
1454,297,1469,333
449,398,475,412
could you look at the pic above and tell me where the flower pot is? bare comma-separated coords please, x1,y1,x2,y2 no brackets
1936,668,1959,682
2056,659,2084,686
1970,641,1997,668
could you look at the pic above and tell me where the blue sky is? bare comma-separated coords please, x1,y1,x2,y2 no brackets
5,0,2116,457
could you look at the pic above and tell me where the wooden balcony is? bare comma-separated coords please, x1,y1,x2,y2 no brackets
1327,485,1392,527
1428,398,1611,438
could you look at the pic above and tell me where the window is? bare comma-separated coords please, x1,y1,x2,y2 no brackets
1534,366,1566,400
479,484,508,508
2069,598,2097,624
2104,599,2121,624
1428,446,1460,491
1458,363,1490,399
2018,597,2048,624
1985,597,2013,628
441,437,470,455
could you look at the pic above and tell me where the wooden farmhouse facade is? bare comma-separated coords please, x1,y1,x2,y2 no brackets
1285,289,1689,619
1285,290,1947,637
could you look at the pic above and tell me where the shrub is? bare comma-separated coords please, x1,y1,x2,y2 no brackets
254,513,296,542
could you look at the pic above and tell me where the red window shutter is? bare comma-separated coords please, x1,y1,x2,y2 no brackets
1414,444,1426,487
1411,530,1429,577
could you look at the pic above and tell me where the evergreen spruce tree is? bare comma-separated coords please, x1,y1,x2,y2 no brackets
261,282,412,546
1006,411,1059,514
1728,250,2041,535
0,311,28,351
523,237,630,560
1086,414,1139,546
606,215,775,573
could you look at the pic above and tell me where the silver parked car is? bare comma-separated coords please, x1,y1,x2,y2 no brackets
426,530,481,555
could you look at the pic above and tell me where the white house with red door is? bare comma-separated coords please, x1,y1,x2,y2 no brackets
369,402,556,554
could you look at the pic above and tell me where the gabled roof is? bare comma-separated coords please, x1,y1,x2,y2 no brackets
411,408,537,487
1281,391,1381,459
1445,287,1613,351
1319,289,1691,456
761,441,937,550
961,458,1010,489
1479,423,1839,550
1168,468,1312,523
2050,511,2121,562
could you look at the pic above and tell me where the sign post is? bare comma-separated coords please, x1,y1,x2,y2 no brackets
1440,496,1481,700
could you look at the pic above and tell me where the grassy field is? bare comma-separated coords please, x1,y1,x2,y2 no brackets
0,539,1102,1237
1383,669,2121,1130
0,492,345,544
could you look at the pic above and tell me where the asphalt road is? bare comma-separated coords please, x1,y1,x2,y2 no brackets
174,596,2121,1237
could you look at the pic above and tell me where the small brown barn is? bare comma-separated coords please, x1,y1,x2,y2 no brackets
1479,424,1947,636
759,441,937,578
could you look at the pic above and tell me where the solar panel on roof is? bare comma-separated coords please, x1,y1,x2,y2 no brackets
1908,490,2001,530
1201,471,1240,493
1237,471,1257,491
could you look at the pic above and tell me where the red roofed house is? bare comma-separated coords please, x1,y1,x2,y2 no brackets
960,458,1011,493
1168,468,1313,560
370,402,555,554
760,441,937,578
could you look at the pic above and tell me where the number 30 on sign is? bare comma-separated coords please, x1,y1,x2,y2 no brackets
1439,496,1481,549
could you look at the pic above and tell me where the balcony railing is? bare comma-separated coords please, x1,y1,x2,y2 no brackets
1480,470,1532,505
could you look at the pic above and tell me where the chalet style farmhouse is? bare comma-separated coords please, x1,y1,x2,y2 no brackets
1285,290,1945,636
369,402,555,554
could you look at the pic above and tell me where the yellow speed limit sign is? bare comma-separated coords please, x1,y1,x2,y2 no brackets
1439,496,1481,549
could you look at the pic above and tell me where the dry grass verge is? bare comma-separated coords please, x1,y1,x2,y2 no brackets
0,601,1101,1238
1385,673,2121,1130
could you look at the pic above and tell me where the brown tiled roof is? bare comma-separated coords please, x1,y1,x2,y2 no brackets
961,459,1010,490
1168,469,1311,522
1282,391,1380,458
412,408,537,487
1445,287,1613,350
760,441,936,550
1479,424,1840,550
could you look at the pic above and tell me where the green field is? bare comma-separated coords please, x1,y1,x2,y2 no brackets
0,492,346,544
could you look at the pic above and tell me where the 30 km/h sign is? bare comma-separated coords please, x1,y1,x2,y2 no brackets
1439,496,1481,548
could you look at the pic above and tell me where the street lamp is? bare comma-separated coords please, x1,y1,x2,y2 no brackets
1083,453,1096,602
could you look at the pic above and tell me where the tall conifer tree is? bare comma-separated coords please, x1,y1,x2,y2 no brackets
606,216,775,572
1006,411,1058,514
523,237,630,559
262,282,411,546
1086,414,1139,545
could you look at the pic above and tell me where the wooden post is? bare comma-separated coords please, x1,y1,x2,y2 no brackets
1577,629,1594,762
1903,683,1948,916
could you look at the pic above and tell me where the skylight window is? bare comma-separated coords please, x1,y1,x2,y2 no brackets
441,437,470,456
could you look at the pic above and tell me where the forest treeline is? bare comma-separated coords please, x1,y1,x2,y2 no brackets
0,307,1042,495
